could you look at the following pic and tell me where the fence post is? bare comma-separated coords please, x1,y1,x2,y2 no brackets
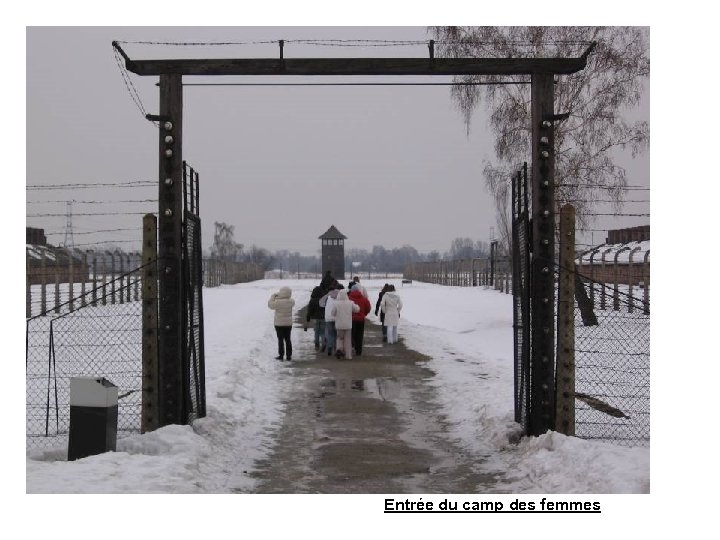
628,246,641,313
54,271,60,314
81,251,88,307
113,250,120,304
600,247,612,310
41,251,47,315
102,252,109,306
529,72,557,436
133,252,141,301
643,250,650,314
613,247,629,311
68,248,74,312
142,214,159,433
90,251,98,306
556,204,576,436
126,252,132,303
26,253,31,318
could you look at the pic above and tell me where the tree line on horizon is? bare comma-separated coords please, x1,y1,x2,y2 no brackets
207,222,494,274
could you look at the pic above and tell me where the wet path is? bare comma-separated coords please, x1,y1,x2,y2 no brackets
239,312,502,493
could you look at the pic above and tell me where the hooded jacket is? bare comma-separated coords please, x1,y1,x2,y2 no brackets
380,290,403,326
348,288,372,322
331,289,359,330
322,289,340,322
268,287,295,327
350,282,369,298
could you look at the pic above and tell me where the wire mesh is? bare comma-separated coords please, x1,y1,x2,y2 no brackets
26,267,151,451
573,274,650,447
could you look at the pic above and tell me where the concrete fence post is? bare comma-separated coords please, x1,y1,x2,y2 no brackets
81,251,88,307
41,251,47,315
613,247,630,311
643,250,650,315
68,248,74,312
600,247,613,310
26,252,31,318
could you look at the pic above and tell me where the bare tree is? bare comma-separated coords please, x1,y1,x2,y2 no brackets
211,222,243,262
431,26,649,241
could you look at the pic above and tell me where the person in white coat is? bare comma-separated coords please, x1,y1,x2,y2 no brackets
268,286,295,361
320,284,341,356
331,289,359,359
380,284,403,344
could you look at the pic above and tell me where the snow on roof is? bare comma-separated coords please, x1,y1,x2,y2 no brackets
577,240,649,265
26,244,58,261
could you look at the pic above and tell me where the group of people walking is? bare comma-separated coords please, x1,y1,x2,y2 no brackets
266,271,403,361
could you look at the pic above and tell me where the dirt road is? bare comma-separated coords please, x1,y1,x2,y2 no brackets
240,312,503,493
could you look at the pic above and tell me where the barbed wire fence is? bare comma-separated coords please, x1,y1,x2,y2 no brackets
26,246,144,318
26,262,153,452
554,203,650,448
403,257,513,294
202,258,264,287
568,269,650,446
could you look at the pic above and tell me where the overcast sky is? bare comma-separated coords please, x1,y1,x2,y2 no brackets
26,26,649,256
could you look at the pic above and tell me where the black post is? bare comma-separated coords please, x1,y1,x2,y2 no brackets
157,73,184,426
529,72,556,436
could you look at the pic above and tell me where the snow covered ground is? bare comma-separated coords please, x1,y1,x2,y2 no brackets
26,277,649,495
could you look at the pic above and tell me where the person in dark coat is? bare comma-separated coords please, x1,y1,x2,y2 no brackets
375,283,390,342
306,284,327,350
319,270,334,291
349,285,372,356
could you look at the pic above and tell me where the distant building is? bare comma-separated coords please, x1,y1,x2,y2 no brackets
606,225,649,245
319,225,347,280
26,227,89,285
576,225,650,286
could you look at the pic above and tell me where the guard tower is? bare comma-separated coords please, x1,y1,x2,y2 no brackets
319,225,347,280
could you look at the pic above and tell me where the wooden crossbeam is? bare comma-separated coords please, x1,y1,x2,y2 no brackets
123,57,588,77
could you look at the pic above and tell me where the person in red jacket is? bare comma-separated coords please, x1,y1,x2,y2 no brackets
348,284,372,356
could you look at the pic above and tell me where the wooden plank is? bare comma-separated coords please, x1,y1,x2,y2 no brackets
126,57,588,77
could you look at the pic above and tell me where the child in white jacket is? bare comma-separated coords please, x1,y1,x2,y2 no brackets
331,289,359,359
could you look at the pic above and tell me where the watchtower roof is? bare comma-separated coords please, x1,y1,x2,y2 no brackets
318,225,347,240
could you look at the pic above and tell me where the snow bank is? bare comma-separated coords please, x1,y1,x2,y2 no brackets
26,278,648,494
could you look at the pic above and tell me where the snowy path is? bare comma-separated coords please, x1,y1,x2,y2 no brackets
238,315,504,493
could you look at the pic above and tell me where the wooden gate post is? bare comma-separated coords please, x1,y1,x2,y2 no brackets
556,204,576,436
529,72,557,436
157,73,184,426
142,214,159,433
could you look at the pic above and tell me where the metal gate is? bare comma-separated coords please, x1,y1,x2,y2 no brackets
511,162,531,432
182,161,206,422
